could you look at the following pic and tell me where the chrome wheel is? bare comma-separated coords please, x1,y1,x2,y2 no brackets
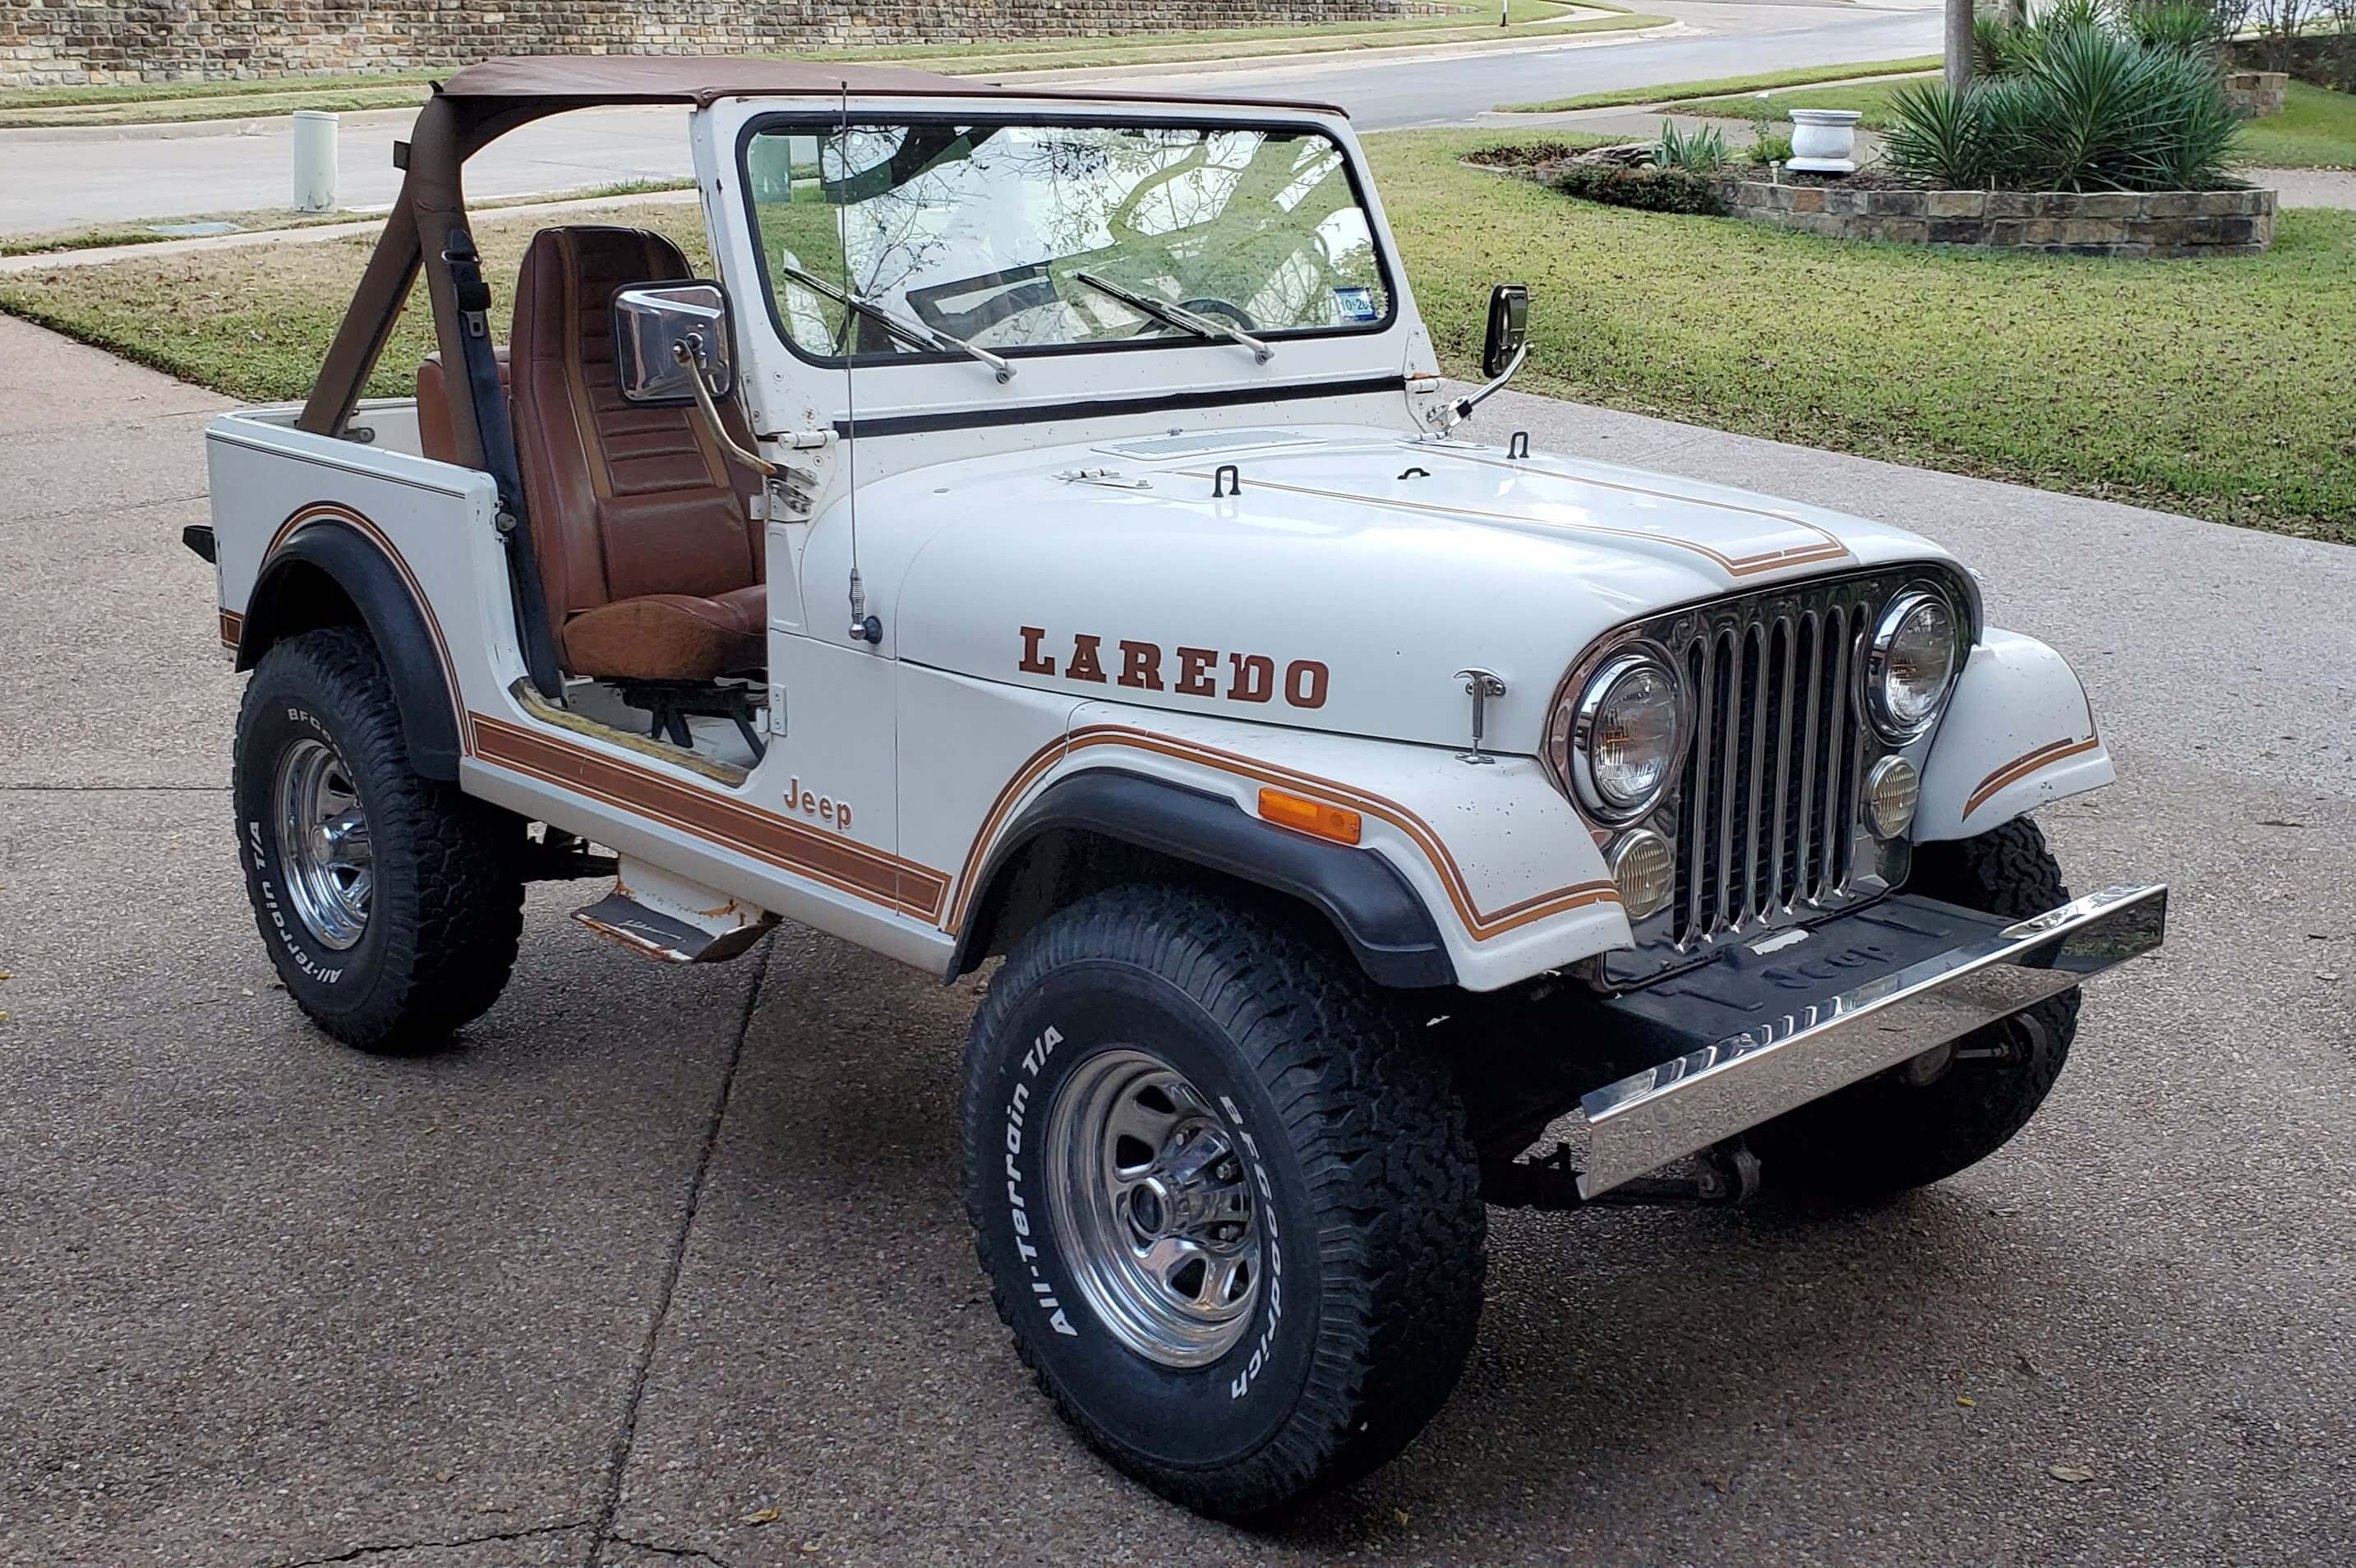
273,736,371,950
1044,1049,1261,1368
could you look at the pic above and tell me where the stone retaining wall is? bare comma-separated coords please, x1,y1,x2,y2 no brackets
1713,179,2276,258
2224,70,2289,118
0,0,1417,88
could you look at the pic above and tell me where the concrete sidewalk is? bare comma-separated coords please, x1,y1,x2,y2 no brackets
4,314,2353,1567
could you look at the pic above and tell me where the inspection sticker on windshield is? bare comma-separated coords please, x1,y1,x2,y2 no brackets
1330,286,1379,322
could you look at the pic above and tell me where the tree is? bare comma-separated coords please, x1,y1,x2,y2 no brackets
1947,0,1977,90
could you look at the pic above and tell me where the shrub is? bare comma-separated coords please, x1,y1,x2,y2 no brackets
1746,130,1796,165
1974,14,2021,78
1884,23,2243,190
1550,164,1729,214
2117,0,2224,53
1654,118,1728,173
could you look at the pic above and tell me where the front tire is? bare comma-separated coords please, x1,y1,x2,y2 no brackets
233,625,524,1053
961,885,1485,1520
1748,816,2082,1201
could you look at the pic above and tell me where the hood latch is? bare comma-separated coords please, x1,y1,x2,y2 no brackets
1455,669,1507,765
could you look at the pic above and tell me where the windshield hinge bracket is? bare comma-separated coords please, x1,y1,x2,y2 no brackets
1056,468,1152,491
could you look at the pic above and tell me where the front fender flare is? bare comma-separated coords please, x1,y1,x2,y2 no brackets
236,519,463,780
1917,627,2114,842
948,768,1455,989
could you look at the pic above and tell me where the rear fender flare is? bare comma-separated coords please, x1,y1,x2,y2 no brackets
236,519,463,780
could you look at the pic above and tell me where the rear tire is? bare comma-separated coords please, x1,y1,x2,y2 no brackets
1748,817,2082,1201
961,884,1485,1520
233,626,523,1053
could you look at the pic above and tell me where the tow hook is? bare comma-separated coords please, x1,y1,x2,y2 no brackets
1482,1137,1763,1211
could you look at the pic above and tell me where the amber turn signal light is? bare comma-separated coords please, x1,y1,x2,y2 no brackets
1257,787,1362,846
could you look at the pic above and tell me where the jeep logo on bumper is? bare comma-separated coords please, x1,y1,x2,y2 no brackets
1018,626,1329,709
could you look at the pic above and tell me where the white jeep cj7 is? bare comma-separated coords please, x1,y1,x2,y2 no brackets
189,57,2168,1519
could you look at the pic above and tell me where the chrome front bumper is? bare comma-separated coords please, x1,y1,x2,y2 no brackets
1579,883,2168,1198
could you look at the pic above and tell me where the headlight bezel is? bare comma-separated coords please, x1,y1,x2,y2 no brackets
1864,586,1963,742
1552,645,1689,823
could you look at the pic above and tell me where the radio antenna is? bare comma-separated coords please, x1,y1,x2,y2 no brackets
839,79,879,645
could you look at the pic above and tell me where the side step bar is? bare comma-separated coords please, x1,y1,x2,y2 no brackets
1576,883,2168,1199
573,859,777,964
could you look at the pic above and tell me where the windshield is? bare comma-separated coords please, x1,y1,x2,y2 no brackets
741,119,1394,364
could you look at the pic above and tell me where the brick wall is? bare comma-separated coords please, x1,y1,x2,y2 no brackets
0,0,1418,87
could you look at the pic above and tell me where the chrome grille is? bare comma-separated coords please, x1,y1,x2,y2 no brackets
1669,589,1873,945
1579,569,1971,989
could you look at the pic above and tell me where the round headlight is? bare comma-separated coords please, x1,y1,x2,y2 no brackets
1608,828,1676,920
1867,590,1961,740
1865,754,1920,837
1557,651,1683,819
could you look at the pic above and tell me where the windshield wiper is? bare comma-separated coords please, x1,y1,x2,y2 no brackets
776,258,1012,383
1072,271,1272,365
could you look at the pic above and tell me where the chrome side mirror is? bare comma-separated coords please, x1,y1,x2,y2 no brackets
1481,282,1529,380
613,282,735,404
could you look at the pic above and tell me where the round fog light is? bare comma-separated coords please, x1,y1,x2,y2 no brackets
1608,828,1675,920
1865,754,1920,838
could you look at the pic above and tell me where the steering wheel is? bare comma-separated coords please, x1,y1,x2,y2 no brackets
1137,296,1261,337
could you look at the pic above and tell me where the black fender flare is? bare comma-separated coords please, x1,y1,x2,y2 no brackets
235,519,464,780
949,768,1455,989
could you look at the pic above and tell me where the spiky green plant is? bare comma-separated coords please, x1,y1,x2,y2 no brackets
1884,22,2242,191
1654,118,1728,173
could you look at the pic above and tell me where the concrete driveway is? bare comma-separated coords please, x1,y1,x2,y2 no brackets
2,312,2351,1568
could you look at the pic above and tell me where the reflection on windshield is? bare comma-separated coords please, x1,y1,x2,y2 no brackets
745,122,1390,360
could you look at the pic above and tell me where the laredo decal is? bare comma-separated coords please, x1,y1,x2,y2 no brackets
1018,627,1329,710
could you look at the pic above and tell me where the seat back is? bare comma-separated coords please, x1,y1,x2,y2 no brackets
415,348,507,466
508,225,761,638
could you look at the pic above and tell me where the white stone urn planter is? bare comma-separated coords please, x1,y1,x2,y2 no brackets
1787,108,1862,174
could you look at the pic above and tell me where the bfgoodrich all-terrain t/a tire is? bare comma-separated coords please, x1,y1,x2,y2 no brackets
1747,815,2083,1201
961,885,1486,1520
233,625,524,1054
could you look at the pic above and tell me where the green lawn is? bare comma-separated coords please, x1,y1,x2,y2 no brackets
0,132,2349,537
0,4,1665,127
1372,131,2354,538
0,201,712,402
2235,81,2356,168
1682,77,2356,169
1497,57,1941,115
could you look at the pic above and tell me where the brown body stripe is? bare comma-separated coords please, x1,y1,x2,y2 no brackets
947,725,1618,939
473,714,951,920
284,509,1612,942
1177,466,1852,579
1964,736,2102,818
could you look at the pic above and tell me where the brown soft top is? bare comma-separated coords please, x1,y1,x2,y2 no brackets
434,54,1349,117
299,54,1344,459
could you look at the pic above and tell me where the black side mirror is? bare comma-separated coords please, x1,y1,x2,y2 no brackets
1481,283,1529,379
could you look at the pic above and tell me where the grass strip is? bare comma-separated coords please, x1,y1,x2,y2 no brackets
1496,56,1942,114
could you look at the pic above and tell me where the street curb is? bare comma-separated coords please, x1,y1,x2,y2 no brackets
0,15,1682,143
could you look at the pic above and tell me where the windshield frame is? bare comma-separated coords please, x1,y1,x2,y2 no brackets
731,109,1403,374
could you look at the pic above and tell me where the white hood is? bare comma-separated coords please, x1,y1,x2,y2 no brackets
885,426,1967,754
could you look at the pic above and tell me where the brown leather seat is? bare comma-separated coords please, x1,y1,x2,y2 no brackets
416,348,507,466
507,225,766,683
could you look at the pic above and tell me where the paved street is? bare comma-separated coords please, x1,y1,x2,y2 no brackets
4,309,2352,1568
0,0,1940,233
